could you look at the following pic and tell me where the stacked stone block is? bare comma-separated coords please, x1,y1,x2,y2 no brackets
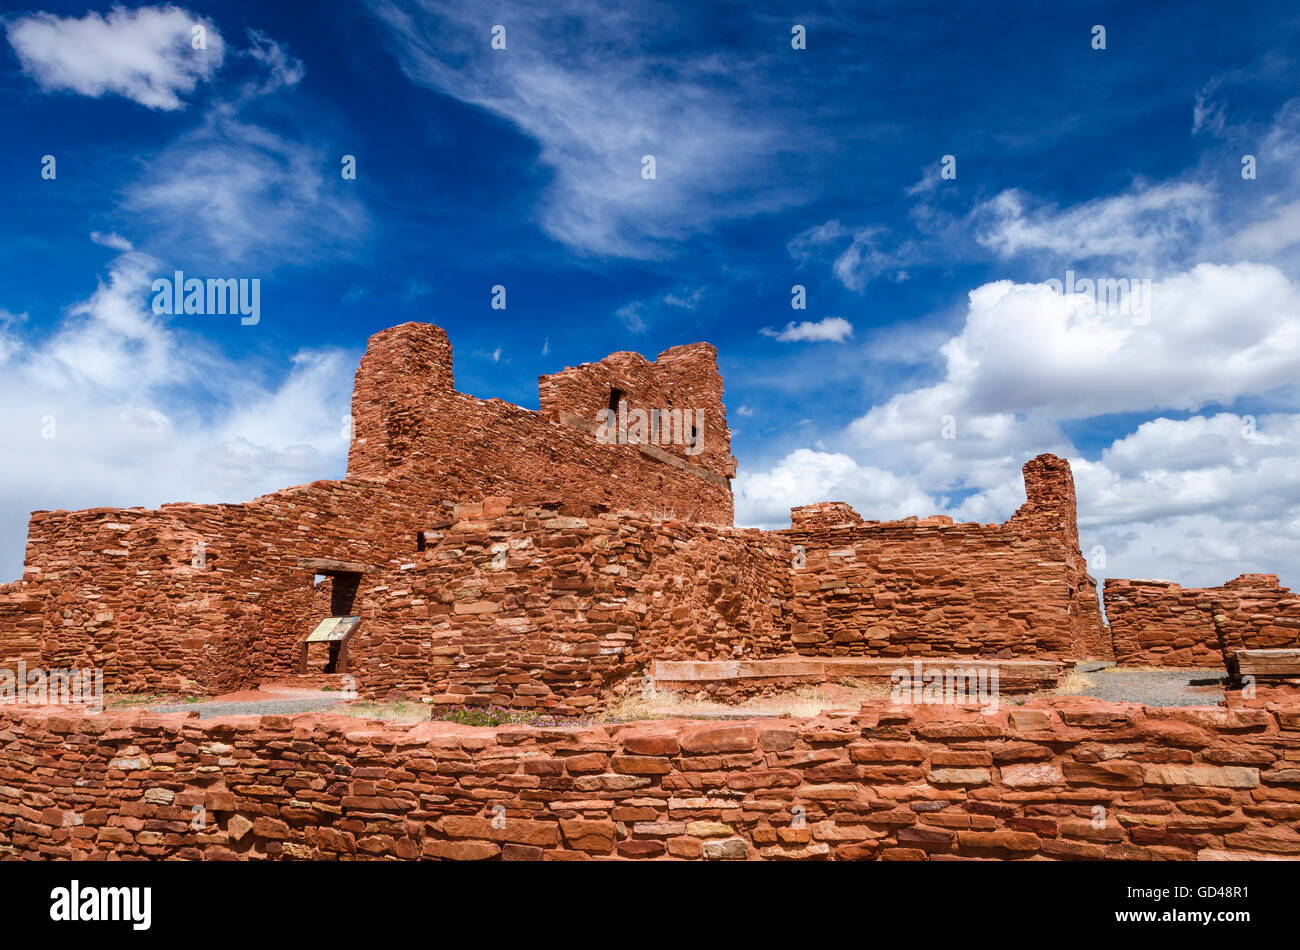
3,699,1299,861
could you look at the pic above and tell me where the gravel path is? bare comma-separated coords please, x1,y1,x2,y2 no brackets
1069,666,1226,706
141,697,348,719
128,666,1230,719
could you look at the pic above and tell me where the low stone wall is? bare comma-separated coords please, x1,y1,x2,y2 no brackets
1214,580,1300,677
1105,574,1300,668
3,698,1299,861
780,457,1106,662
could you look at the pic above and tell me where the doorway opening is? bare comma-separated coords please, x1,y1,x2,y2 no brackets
297,559,370,676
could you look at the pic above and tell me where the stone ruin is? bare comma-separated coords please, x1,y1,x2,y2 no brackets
0,320,1296,707
3,321,1300,863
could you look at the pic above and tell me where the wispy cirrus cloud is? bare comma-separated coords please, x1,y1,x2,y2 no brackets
124,104,369,268
8,9,362,270
787,219,919,292
972,182,1216,271
366,0,807,258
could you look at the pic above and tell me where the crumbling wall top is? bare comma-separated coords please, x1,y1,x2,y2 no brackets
537,341,734,480
347,323,454,478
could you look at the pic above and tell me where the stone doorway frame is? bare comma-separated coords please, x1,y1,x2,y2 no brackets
295,557,383,675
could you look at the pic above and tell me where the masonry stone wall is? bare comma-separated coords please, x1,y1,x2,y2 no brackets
346,500,790,711
348,323,733,524
779,455,1107,663
0,584,43,674
1212,577,1300,675
538,342,736,483
4,699,1299,861
0,322,1110,702
0,456,1106,704
1105,574,1300,668
1105,579,1220,666
0,323,736,694
10,480,423,694
338,454,1105,710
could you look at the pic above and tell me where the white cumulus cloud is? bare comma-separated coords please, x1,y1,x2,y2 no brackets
6,5,225,110
0,248,357,581
760,317,854,343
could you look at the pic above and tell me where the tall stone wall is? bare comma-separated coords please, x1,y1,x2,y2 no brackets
348,323,733,524
0,322,736,693
1105,574,1300,668
4,699,1299,861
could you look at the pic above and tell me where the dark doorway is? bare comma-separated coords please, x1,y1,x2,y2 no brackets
326,573,361,673
607,387,625,413
331,572,360,616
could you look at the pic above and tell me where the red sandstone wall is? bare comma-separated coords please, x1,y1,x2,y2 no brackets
0,583,44,677
7,453,1101,704
1105,574,1300,668
338,455,1102,709
11,478,432,694
347,500,789,710
780,456,1108,662
0,322,736,694
1213,576,1300,675
538,342,736,482
4,699,1299,861
347,323,733,524
1105,579,1220,666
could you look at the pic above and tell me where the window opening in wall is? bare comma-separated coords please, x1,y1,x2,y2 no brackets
608,387,625,413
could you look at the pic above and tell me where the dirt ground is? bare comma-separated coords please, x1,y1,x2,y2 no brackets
103,663,1231,722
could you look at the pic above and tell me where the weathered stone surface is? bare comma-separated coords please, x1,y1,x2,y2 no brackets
1105,573,1300,671
1000,763,1064,788
1142,765,1259,789
0,698,1292,861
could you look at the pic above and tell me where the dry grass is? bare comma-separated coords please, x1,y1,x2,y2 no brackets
336,700,430,723
106,692,193,708
1053,670,1095,694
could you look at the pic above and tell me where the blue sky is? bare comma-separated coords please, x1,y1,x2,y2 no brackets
1,0,1299,589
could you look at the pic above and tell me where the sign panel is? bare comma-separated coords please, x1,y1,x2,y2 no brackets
305,615,360,643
